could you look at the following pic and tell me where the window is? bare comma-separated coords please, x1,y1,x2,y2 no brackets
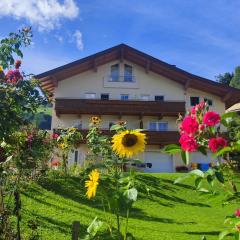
120,94,129,100
110,64,119,81
155,95,164,101
74,150,79,164
149,122,168,131
85,93,96,99
204,98,213,106
74,120,82,130
124,64,133,82
149,122,157,131
101,93,109,100
190,96,200,106
141,94,150,101
158,122,168,131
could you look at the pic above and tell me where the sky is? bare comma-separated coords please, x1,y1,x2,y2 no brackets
0,0,239,80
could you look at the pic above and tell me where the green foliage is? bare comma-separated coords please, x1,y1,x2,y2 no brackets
216,72,234,85
230,66,240,89
84,123,144,239
0,27,32,69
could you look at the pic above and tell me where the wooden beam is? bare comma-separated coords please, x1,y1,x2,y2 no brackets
145,60,151,74
93,59,97,72
184,79,191,90
118,112,122,120
119,46,124,62
222,91,233,102
51,75,58,87
158,114,163,120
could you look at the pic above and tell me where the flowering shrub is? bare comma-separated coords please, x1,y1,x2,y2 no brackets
0,28,50,240
164,101,240,240
53,127,82,174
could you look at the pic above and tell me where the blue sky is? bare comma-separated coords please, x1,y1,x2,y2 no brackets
0,0,239,80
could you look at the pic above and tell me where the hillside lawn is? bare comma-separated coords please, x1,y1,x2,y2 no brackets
20,173,237,240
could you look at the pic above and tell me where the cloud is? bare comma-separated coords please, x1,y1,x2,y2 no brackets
55,34,64,43
73,30,84,50
0,0,79,31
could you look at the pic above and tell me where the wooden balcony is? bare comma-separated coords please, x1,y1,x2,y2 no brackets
55,99,185,117
66,129,180,146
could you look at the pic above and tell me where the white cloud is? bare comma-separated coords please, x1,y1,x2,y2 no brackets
73,30,84,50
0,0,79,31
55,34,64,43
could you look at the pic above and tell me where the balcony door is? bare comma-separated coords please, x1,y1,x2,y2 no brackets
110,64,119,81
124,64,133,82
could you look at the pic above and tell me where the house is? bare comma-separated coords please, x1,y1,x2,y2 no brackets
36,44,240,172
226,103,240,115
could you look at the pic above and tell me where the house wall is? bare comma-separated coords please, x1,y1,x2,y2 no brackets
52,60,226,172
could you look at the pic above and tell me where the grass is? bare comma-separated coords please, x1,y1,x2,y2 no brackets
19,173,237,240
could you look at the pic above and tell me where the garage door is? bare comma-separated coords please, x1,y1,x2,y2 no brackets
144,152,173,173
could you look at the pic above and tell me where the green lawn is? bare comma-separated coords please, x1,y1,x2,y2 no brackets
20,173,237,240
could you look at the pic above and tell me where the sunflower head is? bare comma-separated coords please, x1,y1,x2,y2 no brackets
85,169,100,199
112,130,146,158
90,116,101,126
0,66,3,72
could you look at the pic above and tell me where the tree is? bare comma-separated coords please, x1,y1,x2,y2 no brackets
215,72,234,85
230,66,240,89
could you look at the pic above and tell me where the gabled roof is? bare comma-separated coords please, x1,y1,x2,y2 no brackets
35,43,240,108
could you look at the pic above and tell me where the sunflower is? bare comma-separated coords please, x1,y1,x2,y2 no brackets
0,66,3,72
91,116,101,125
85,169,100,199
112,130,146,158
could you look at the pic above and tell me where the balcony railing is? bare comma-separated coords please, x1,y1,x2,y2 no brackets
55,99,185,116
104,75,136,83
54,129,180,145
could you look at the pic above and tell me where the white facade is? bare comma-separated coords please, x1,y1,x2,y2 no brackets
51,59,226,172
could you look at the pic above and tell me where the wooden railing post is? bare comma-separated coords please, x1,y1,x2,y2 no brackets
72,221,80,240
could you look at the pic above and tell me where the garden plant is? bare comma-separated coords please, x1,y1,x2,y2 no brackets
164,101,240,239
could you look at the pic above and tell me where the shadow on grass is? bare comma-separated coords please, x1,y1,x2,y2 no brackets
136,175,210,208
24,210,77,235
130,207,196,225
185,231,219,236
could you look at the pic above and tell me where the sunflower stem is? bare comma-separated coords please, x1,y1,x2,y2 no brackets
124,208,130,240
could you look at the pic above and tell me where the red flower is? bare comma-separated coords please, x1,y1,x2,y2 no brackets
203,111,220,126
5,69,23,84
15,60,22,69
235,209,240,217
179,134,198,152
52,133,59,139
51,159,60,167
199,124,205,131
181,116,199,135
208,137,227,152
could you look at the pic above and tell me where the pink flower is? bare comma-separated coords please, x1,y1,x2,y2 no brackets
208,137,227,152
179,134,198,152
191,101,205,115
52,133,59,139
203,111,220,127
27,134,34,142
199,124,205,131
198,101,205,109
235,209,240,217
181,116,199,135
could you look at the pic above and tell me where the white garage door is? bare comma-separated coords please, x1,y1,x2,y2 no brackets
144,152,173,173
